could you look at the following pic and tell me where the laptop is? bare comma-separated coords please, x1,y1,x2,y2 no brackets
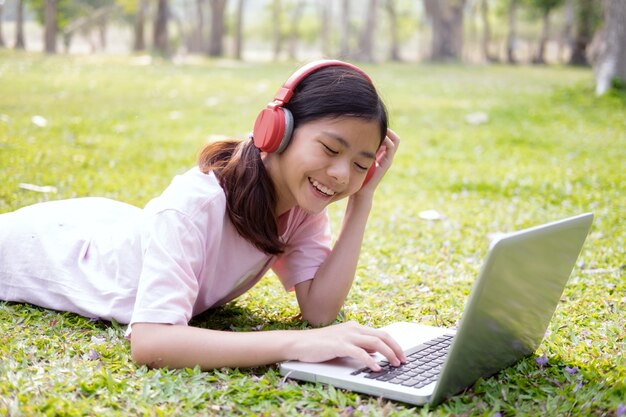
280,213,594,405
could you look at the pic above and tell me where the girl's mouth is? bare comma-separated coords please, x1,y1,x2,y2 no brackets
309,178,336,197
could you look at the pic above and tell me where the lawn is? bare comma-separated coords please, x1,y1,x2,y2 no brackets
0,51,624,416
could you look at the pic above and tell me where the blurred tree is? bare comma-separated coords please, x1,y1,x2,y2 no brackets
568,0,601,66
14,0,26,49
479,0,497,62
62,3,118,53
287,0,305,60
339,0,350,59
233,0,245,59
116,0,148,52
0,0,5,47
133,0,147,51
44,0,57,53
558,0,574,62
528,0,565,64
271,0,283,59
318,0,331,57
184,0,205,53
423,0,466,61
356,0,378,62
384,0,401,61
208,0,226,56
153,0,168,56
594,0,626,95
28,0,115,53
506,0,518,63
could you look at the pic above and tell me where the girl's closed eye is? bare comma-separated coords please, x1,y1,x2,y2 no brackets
322,143,339,155
354,162,368,171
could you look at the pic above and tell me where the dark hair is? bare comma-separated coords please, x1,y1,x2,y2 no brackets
198,65,388,255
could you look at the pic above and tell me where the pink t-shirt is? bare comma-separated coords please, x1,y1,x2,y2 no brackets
0,168,332,332
130,168,332,329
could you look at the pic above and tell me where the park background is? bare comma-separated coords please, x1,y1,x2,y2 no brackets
0,0,625,416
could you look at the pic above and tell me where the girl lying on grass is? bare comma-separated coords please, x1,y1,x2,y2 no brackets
0,60,405,372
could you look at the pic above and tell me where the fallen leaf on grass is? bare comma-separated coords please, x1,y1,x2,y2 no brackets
465,112,489,125
419,210,444,221
31,115,48,127
18,183,58,193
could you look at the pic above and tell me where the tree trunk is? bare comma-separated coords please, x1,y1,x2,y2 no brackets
318,0,331,57
97,22,106,51
559,0,574,63
0,1,5,48
15,0,26,49
208,0,226,56
233,0,245,60
339,0,350,59
506,0,518,64
533,10,551,64
272,0,283,60
153,0,169,56
44,0,58,54
594,0,626,95
185,0,204,53
356,0,378,62
423,0,466,62
480,0,496,62
133,0,147,51
569,0,594,66
385,0,401,61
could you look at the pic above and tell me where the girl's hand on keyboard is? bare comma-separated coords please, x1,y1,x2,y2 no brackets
288,321,407,371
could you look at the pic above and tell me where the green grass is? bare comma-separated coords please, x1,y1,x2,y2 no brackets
1,51,625,416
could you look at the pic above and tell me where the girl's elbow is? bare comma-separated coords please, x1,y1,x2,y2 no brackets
130,338,160,368
129,325,166,368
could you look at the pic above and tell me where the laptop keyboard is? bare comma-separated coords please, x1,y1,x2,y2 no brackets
350,334,453,389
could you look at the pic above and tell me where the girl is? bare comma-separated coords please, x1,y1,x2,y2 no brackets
0,60,404,372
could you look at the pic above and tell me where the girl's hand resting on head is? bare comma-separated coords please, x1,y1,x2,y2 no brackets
290,321,406,371
358,129,401,195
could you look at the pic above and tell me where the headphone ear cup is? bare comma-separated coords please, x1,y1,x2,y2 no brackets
275,107,294,153
253,106,294,153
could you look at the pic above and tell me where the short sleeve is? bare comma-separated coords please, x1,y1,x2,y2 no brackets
272,209,332,290
129,209,206,328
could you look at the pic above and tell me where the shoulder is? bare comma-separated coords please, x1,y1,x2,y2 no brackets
145,167,226,219
281,206,331,241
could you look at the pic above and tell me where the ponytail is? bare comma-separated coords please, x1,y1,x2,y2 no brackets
198,139,284,255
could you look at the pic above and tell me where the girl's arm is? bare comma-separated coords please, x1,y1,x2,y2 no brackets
294,130,401,326
131,320,405,371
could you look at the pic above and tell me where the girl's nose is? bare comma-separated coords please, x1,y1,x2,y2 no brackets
327,159,350,185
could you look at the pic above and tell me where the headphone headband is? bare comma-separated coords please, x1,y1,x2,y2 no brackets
272,59,373,106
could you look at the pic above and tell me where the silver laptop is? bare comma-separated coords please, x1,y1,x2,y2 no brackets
280,213,593,405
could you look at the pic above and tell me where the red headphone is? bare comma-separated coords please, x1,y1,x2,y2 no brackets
252,59,373,154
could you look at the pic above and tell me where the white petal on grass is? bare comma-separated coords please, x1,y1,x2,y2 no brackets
18,183,58,193
205,97,220,107
419,210,444,221
168,111,182,120
90,336,106,345
465,112,489,125
31,115,48,127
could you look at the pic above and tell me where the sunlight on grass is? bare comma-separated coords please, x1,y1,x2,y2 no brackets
1,51,624,416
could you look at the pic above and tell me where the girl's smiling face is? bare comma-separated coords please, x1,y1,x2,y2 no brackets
265,116,381,216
